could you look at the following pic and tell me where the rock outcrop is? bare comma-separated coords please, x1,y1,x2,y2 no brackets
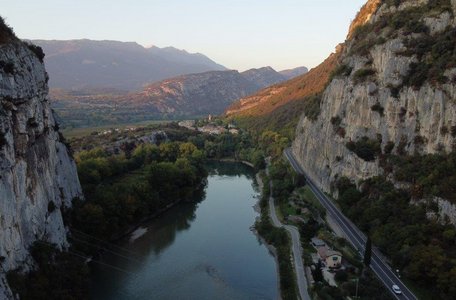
292,0,456,223
0,39,83,297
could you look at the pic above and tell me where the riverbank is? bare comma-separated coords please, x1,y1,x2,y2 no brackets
253,172,282,300
254,169,299,300
90,162,279,300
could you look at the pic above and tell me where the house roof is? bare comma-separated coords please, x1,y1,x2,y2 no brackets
317,246,342,260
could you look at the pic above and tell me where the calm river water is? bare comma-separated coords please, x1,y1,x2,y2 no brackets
90,162,278,300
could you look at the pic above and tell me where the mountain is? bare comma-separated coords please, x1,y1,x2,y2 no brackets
51,66,291,127
227,0,456,297
279,66,308,79
0,19,83,298
241,66,288,88
32,39,227,91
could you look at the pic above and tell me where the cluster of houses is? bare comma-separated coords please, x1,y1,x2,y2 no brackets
178,119,239,135
97,127,137,136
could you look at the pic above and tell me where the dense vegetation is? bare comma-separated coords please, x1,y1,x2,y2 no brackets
7,242,89,300
336,175,456,299
256,171,298,300
70,141,207,240
346,136,382,162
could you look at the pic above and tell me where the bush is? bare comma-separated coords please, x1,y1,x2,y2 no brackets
0,16,16,44
334,270,349,282
371,102,384,116
330,64,353,79
47,201,56,213
353,68,376,83
0,132,6,148
346,136,381,161
26,42,45,63
303,94,322,121
330,116,342,127
0,60,15,74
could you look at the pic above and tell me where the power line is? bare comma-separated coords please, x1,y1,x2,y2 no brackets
34,240,136,276
68,235,142,264
71,228,146,259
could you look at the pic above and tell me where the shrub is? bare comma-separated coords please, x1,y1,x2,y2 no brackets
335,270,349,282
389,85,401,98
336,127,346,138
0,60,15,74
303,94,322,121
25,42,45,63
48,201,56,213
346,136,381,161
451,125,456,137
353,68,376,83
371,102,384,116
331,64,353,79
330,116,342,127
384,141,395,154
0,132,6,148
0,16,16,44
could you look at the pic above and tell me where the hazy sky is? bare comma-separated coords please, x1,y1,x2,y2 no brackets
1,0,366,71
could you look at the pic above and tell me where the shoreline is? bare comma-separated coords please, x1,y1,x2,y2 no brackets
251,172,283,300
104,159,253,243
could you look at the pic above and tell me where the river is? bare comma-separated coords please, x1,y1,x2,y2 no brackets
90,162,279,300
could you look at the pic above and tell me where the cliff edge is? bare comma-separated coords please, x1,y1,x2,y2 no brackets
0,19,83,298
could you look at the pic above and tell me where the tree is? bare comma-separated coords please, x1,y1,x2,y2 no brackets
364,236,372,266
313,261,324,282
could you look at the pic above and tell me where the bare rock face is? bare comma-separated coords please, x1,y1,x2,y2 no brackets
0,42,83,297
292,0,456,223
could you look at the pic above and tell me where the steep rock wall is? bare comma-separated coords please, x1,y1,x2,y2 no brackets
0,42,83,298
292,0,456,209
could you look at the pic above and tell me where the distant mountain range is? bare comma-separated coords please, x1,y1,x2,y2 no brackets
279,66,309,79
32,39,227,91
52,66,307,128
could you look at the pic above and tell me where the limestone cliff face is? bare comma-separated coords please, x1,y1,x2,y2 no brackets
0,41,83,298
292,0,456,213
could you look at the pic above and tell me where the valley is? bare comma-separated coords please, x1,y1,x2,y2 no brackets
1,0,456,299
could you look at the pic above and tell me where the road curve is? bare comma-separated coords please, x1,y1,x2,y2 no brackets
284,148,418,300
266,168,311,300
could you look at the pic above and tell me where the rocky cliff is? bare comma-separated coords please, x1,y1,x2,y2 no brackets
292,0,456,219
0,27,83,298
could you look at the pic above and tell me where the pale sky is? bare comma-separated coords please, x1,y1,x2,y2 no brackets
1,0,366,71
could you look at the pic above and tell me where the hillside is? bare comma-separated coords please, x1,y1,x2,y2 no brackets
51,67,291,128
279,66,309,79
225,51,340,138
290,0,456,297
33,39,226,91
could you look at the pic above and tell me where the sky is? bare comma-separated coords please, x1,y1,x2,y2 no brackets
1,0,367,71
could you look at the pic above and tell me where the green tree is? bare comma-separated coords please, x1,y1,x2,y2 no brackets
364,236,372,266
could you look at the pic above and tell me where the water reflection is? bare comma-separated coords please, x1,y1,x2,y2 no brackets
91,162,277,300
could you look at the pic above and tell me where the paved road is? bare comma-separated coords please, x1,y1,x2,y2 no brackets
284,148,418,300
266,168,311,300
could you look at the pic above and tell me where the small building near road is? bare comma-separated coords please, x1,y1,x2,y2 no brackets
317,246,342,269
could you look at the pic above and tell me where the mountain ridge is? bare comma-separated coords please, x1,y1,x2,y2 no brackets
32,39,227,91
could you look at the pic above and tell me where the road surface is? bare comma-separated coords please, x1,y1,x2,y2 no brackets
266,168,311,300
284,148,418,300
